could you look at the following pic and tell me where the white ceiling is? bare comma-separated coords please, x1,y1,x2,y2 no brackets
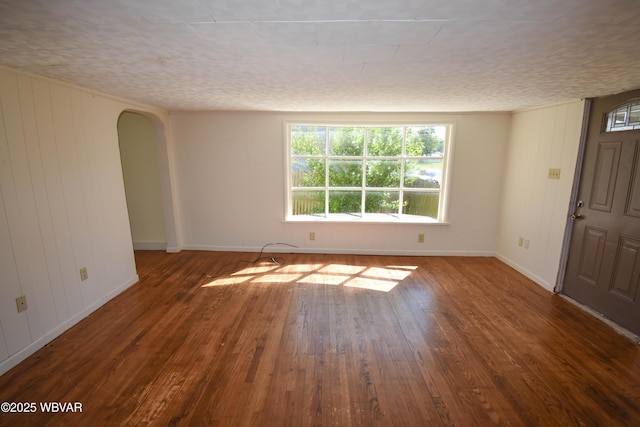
1,0,639,112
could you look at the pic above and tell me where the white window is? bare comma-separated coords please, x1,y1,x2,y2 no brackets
285,123,453,223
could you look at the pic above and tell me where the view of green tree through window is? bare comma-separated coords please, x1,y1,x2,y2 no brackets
288,124,450,222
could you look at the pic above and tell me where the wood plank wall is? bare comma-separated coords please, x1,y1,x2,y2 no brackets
0,68,143,374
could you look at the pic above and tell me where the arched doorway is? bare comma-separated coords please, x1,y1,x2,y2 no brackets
117,110,180,252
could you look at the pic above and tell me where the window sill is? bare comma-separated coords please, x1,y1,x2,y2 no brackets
285,213,450,225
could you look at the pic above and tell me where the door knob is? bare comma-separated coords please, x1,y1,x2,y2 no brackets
571,213,583,220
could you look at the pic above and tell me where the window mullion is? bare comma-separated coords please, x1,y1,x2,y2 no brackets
362,128,368,216
325,130,329,216
399,126,406,216
362,155,369,216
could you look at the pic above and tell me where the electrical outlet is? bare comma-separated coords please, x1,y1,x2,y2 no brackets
309,232,315,241
80,267,88,281
524,239,530,249
548,168,561,180
16,295,27,313
518,237,524,247
418,233,425,243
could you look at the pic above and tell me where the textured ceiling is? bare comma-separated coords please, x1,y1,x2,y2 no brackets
1,0,639,112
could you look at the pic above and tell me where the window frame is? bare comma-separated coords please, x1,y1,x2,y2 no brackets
284,120,455,224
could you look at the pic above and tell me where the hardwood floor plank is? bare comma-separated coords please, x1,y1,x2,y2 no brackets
1,251,639,426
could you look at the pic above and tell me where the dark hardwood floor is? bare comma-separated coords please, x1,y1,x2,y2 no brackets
1,250,639,426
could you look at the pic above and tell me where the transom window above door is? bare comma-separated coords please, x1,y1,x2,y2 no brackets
604,100,640,132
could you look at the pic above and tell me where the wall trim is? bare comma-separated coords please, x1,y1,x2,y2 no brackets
555,98,592,293
0,65,164,113
513,98,584,114
133,242,167,250
0,275,139,376
496,253,553,292
181,244,495,257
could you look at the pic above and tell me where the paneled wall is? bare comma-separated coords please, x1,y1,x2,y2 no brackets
0,68,168,374
496,101,585,291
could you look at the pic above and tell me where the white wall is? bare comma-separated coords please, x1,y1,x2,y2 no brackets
0,68,171,374
170,111,510,255
496,100,585,291
0,64,585,376
118,112,167,249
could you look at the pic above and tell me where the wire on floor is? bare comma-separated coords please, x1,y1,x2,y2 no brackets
202,242,298,282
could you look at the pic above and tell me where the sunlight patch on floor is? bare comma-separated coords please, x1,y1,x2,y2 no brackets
318,264,367,275
232,265,279,275
252,273,303,283
202,261,418,292
345,277,398,292
298,274,351,286
363,266,414,281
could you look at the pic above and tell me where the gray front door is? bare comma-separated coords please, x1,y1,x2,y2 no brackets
563,89,640,336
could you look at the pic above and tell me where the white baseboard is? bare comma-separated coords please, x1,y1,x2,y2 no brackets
495,253,553,292
0,275,139,376
133,241,167,250
182,244,495,257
